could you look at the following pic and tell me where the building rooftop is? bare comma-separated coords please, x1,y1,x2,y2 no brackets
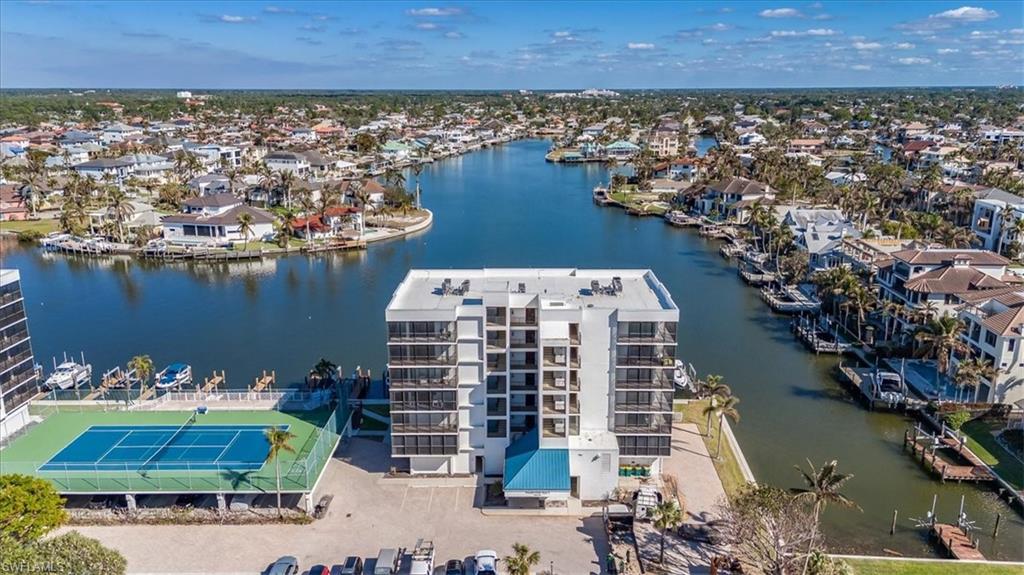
387,269,677,313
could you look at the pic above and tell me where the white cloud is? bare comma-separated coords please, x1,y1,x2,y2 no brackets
770,28,836,37
929,6,999,22
263,6,294,14
553,31,572,38
759,8,803,18
894,42,915,49
415,22,439,30
627,42,656,50
218,15,256,23
708,22,732,31
851,64,872,70
406,7,464,17
444,31,464,39
898,57,932,64
937,48,960,54
853,41,882,50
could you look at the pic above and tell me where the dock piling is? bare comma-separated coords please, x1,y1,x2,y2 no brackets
890,509,898,535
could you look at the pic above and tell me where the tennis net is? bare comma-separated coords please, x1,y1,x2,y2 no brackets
138,411,197,474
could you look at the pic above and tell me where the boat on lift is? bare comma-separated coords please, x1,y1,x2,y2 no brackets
155,363,193,389
673,359,697,391
43,353,92,390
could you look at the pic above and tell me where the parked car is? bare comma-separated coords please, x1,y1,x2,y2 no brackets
473,550,498,575
331,556,363,575
445,559,464,575
308,565,330,575
373,549,400,575
267,556,298,575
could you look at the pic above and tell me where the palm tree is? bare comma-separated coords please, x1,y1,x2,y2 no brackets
710,395,740,459
698,375,731,437
236,211,255,250
915,316,968,396
275,209,296,249
106,188,135,243
791,459,859,575
274,169,296,208
960,357,998,403
296,188,315,243
127,354,154,391
264,426,297,518
652,500,683,564
504,543,540,575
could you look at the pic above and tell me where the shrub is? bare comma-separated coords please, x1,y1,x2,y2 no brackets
0,475,67,544
945,408,971,432
16,229,43,243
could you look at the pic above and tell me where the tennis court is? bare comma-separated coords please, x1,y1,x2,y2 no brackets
2,408,340,493
39,423,283,472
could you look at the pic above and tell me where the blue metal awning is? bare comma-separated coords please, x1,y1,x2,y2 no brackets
503,428,570,492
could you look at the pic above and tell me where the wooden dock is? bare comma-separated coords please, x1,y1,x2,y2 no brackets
251,370,275,392
141,249,263,261
200,370,226,393
903,428,995,483
931,523,985,560
738,265,776,286
301,239,367,254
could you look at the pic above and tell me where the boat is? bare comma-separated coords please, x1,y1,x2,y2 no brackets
760,284,821,313
673,359,697,391
866,369,906,405
664,211,700,227
44,358,92,390
719,242,746,259
156,363,193,389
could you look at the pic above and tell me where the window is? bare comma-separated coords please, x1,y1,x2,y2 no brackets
486,420,506,438
985,330,998,347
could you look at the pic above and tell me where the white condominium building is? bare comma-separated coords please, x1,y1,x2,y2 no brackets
385,269,679,506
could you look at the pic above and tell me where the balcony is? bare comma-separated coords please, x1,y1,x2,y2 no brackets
389,370,457,389
569,324,580,345
487,399,508,417
510,309,537,327
391,400,457,412
543,419,567,438
617,324,678,344
486,375,507,394
486,333,507,350
543,397,567,415
509,375,537,392
388,322,456,342
389,345,457,366
391,421,458,433
486,308,507,327
618,355,675,367
487,354,507,371
543,347,568,368
615,401,673,413
510,331,538,349
614,423,673,434
510,402,537,413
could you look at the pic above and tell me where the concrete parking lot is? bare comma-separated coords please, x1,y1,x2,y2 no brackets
72,437,609,574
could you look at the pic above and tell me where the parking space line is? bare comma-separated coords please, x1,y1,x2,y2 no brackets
427,487,434,511
399,485,409,511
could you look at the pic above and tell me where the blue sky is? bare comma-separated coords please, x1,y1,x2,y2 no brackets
1,1,1022,89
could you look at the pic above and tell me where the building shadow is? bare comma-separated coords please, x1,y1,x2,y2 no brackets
335,436,392,474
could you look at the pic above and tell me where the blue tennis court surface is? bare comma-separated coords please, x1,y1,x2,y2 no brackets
39,424,283,472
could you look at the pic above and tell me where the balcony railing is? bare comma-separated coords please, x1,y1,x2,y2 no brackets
614,423,673,434
389,375,457,389
0,350,33,375
615,402,674,413
389,355,457,366
510,403,536,413
391,400,457,412
388,331,455,343
618,355,675,367
486,314,506,327
617,329,677,344
510,338,537,349
391,422,458,433
543,424,567,438
615,378,674,390
510,314,537,327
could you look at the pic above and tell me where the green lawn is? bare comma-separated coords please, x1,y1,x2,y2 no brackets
0,218,59,235
674,401,750,499
845,558,1023,575
0,408,336,493
961,420,1024,490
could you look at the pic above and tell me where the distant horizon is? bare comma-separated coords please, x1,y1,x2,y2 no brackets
1,84,1018,92
2,1,1022,89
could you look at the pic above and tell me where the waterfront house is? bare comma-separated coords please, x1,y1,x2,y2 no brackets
696,176,775,223
121,153,174,181
954,288,1024,405
837,237,939,274
877,248,1011,334
648,179,692,195
605,140,641,160
381,141,414,162
777,208,860,271
970,188,1024,255
668,157,702,182
188,174,232,196
161,193,275,245
88,200,161,237
737,132,766,147
386,268,678,506
290,206,361,240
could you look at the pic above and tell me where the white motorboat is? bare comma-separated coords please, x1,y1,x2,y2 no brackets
156,363,193,389
673,359,697,391
868,370,906,404
44,360,92,390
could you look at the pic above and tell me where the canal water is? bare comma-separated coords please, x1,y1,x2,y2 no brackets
4,139,1021,559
